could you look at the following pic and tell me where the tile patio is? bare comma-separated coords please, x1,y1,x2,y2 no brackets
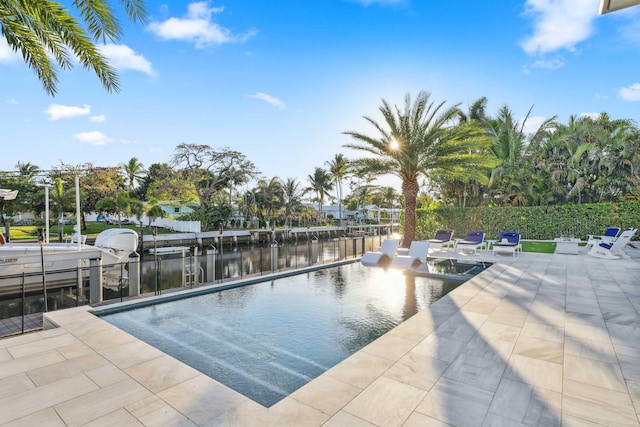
1,246,640,426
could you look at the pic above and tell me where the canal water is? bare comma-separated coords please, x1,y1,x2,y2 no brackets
0,236,386,323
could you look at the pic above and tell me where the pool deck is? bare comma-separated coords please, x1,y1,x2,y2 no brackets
1,246,640,426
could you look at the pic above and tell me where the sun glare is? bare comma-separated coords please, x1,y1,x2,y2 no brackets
389,139,399,150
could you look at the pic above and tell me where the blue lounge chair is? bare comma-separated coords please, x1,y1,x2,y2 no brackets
361,239,400,267
389,241,430,269
456,230,485,254
587,228,637,259
427,229,454,251
492,231,522,256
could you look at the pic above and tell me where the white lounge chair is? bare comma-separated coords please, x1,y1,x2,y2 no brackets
427,229,454,251
389,241,430,269
585,227,621,250
456,230,486,254
587,228,637,259
492,231,522,257
361,239,400,267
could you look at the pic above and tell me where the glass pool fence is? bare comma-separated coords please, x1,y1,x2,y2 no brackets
0,235,386,337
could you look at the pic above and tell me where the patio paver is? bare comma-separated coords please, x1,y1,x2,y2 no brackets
0,246,639,426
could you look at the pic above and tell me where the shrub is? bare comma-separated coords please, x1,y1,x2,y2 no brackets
415,201,640,240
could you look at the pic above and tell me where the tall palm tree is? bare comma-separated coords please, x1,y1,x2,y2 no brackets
444,97,491,207
1,0,146,95
326,154,349,227
306,167,334,223
344,91,494,247
120,157,146,194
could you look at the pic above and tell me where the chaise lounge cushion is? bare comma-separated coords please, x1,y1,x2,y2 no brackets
456,230,486,254
428,230,453,244
493,231,522,256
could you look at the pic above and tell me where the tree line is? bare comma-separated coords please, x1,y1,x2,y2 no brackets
0,146,401,233
1,93,638,246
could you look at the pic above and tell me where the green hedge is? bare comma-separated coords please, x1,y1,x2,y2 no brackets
415,201,640,241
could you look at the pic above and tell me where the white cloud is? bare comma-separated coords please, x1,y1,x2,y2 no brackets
74,131,112,146
99,44,155,75
44,104,91,120
619,83,640,101
529,56,565,70
0,38,20,63
148,1,257,48
521,115,547,136
520,0,599,56
90,114,106,122
7,98,19,105
250,92,286,109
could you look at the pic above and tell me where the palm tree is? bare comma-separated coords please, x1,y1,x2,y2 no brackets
281,178,305,227
50,177,74,241
592,119,640,201
114,192,133,227
1,0,146,95
458,96,489,124
484,105,556,205
254,178,284,226
377,186,401,221
326,154,349,227
120,157,146,194
540,115,599,204
15,161,40,178
306,167,334,223
344,91,494,247
447,97,490,206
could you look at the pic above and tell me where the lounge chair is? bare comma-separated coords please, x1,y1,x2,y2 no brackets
361,239,400,267
585,227,621,250
492,231,522,256
587,228,637,259
456,230,485,254
389,241,430,269
427,229,454,251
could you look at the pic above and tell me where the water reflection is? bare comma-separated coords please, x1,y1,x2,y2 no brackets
137,237,383,295
403,274,417,322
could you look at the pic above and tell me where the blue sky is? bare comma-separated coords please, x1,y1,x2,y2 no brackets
1,0,639,189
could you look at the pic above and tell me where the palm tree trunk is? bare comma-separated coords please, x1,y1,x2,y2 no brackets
401,177,419,248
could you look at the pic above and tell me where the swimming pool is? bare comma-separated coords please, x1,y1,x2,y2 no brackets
99,261,489,407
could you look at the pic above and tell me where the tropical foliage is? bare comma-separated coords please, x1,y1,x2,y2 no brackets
0,0,147,95
434,111,640,207
344,91,495,246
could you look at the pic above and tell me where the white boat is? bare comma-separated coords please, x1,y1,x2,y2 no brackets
0,228,138,294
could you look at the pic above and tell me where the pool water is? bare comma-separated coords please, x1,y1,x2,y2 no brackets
100,262,485,407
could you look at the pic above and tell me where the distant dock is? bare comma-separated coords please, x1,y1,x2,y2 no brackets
140,225,393,250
